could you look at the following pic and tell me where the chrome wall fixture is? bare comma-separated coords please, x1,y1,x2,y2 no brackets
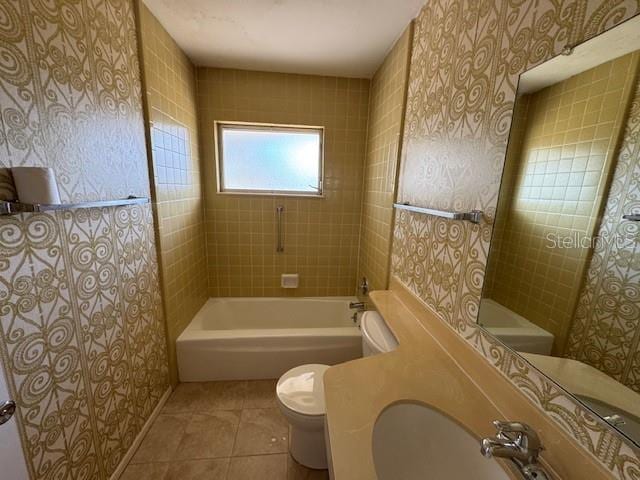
623,213,640,221
0,196,149,216
359,277,369,296
393,202,483,224
0,400,16,426
276,205,284,252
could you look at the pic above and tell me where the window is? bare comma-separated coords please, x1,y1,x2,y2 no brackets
215,122,324,196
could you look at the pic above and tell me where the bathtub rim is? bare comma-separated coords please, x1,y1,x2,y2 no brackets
178,295,362,342
176,296,364,382
178,326,361,341
478,298,554,339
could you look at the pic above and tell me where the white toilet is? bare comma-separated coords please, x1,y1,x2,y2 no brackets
276,310,397,469
360,310,399,356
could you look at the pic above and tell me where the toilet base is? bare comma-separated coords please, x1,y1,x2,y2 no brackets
290,424,328,470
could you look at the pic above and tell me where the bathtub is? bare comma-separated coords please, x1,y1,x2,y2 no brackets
478,299,554,355
176,297,362,381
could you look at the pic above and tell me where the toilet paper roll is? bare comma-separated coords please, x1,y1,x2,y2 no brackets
12,167,61,205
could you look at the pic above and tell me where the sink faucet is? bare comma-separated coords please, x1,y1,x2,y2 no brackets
481,420,552,480
603,414,626,427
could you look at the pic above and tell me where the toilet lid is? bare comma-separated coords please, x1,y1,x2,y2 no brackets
277,364,329,416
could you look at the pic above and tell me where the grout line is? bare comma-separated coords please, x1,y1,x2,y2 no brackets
229,403,243,457
132,452,292,464
230,452,289,459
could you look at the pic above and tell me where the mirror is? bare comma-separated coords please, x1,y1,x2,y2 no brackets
479,15,640,446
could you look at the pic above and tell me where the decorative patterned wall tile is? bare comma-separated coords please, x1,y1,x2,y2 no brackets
59,207,139,473
0,213,101,480
0,0,149,203
566,75,640,393
392,0,640,478
111,206,167,423
0,1,169,479
0,205,168,480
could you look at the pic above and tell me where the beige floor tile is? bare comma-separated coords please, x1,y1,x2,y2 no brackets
174,410,240,460
233,408,289,456
227,454,287,480
163,383,207,413
120,462,170,480
164,458,230,480
287,455,330,480
193,381,247,411
244,379,278,408
131,413,191,463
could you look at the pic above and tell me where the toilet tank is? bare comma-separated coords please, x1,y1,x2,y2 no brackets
361,311,398,356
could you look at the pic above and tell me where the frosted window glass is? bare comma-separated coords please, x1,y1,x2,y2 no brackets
218,124,323,195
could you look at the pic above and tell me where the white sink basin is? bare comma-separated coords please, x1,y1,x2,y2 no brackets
372,402,511,480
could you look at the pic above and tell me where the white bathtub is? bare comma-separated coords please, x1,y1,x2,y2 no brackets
478,299,554,355
176,297,362,381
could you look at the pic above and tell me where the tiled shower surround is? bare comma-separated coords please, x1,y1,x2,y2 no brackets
197,68,370,297
138,3,209,385
356,26,413,295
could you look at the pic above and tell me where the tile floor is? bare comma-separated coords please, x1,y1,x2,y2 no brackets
122,380,329,480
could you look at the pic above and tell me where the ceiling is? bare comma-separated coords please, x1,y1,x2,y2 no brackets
142,0,424,78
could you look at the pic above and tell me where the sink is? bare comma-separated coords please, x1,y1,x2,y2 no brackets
372,402,511,480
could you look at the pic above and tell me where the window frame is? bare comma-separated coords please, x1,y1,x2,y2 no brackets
214,121,325,197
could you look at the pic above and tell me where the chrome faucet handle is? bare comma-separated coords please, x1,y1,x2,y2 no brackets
480,437,519,459
492,420,543,461
349,301,366,310
493,420,533,435
482,420,551,479
492,420,531,433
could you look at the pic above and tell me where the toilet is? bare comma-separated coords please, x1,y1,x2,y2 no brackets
276,311,397,469
360,310,399,356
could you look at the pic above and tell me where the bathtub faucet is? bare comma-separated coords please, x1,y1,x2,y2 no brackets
349,302,366,323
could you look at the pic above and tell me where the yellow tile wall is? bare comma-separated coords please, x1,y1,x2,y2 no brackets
139,4,208,384
485,52,639,354
356,26,413,296
197,68,370,297
483,95,530,295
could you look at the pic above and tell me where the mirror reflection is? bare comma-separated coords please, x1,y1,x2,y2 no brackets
479,17,640,445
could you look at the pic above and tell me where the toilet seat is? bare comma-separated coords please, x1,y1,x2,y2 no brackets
276,364,328,417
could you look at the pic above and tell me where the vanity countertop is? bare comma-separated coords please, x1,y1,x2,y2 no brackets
322,283,615,480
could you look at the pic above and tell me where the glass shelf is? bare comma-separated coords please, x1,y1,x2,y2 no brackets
0,196,149,216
